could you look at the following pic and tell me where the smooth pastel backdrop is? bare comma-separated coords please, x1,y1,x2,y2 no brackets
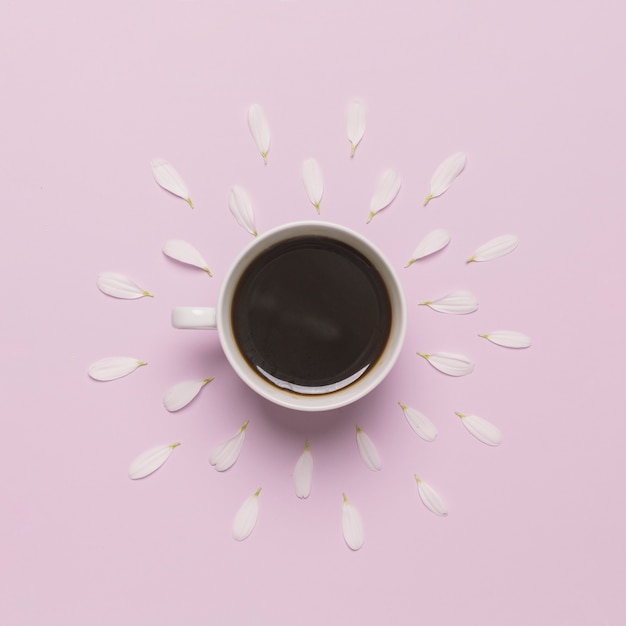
2,1,624,624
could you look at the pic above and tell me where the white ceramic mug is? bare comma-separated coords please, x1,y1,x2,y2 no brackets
172,221,406,411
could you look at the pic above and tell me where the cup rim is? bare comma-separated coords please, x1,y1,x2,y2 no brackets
216,220,407,411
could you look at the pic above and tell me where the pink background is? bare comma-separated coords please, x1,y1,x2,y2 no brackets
2,1,625,624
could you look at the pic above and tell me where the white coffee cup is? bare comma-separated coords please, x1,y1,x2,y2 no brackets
172,221,406,411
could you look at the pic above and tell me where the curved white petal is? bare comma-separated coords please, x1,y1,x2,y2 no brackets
424,152,466,205
302,158,324,213
417,352,474,377
367,169,401,223
293,440,313,499
398,403,437,442
232,488,261,541
479,330,532,348
467,235,519,263
228,185,257,236
419,291,479,315
129,442,180,480
356,426,381,471
162,239,212,276
96,272,153,299
88,357,147,381
406,229,451,266
415,476,448,516
248,104,270,164
347,99,366,157
456,412,502,446
342,493,364,551
150,158,193,207
163,378,213,412
209,421,249,471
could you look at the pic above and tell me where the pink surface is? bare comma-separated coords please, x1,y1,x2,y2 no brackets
2,1,625,624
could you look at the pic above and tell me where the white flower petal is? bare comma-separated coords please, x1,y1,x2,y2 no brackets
405,229,451,266
479,330,532,348
367,169,402,223
162,239,212,276
96,272,153,299
342,493,364,551
128,442,180,480
209,421,249,472
398,402,438,442
424,152,466,205
293,440,313,499
232,488,261,541
456,411,502,446
302,158,324,213
356,426,381,471
228,185,258,236
467,234,519,263
419,291,479,315
88,357,147,381
417,352,474,376
248,104,270,164
347,99,366,157
163,378,214,412
150,158,193,208
415,476,448,516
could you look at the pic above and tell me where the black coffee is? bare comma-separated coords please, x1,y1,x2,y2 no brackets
231,235,392,395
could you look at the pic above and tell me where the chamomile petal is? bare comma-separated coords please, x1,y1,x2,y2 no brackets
417,352,474,376
232,488,261,541
163,378,214,412
293,440,314,499
356,426,381,471
88,357,147,381
96,272,153,299
456,412,503,446
150,158,193,207
128,443,180,480
341,493,364,551
209,421,249,471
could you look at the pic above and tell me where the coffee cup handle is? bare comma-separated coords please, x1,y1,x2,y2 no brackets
172,307,217,330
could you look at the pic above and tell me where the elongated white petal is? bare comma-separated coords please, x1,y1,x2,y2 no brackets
228,185,258,236
88,357,147,381
456,411,502,446
209,421,249,471
405,229,451,266
367,169,401,223
424,152,466,205
96,272,153,299
248,104,270,164
163,378,214,412
419,291,479,315
129,442,180,480
398,402,437,442
415,476,448,516
342,493,364,551
293,440,313,499
479,330,532,348
355,426,381,471
467,234,519,263
302,158,324,213
347,99,366,157
150,158,193,207
232,488,261,541
162,239,212,276
417,352,474,376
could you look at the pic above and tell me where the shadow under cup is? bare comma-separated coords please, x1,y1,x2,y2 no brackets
217,222,406,412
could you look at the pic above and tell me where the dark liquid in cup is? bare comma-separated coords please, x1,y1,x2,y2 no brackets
231,236,392,395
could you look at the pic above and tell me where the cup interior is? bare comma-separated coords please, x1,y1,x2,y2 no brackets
216,221,406,411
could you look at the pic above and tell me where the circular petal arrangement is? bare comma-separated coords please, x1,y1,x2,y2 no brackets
90,99,531,549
